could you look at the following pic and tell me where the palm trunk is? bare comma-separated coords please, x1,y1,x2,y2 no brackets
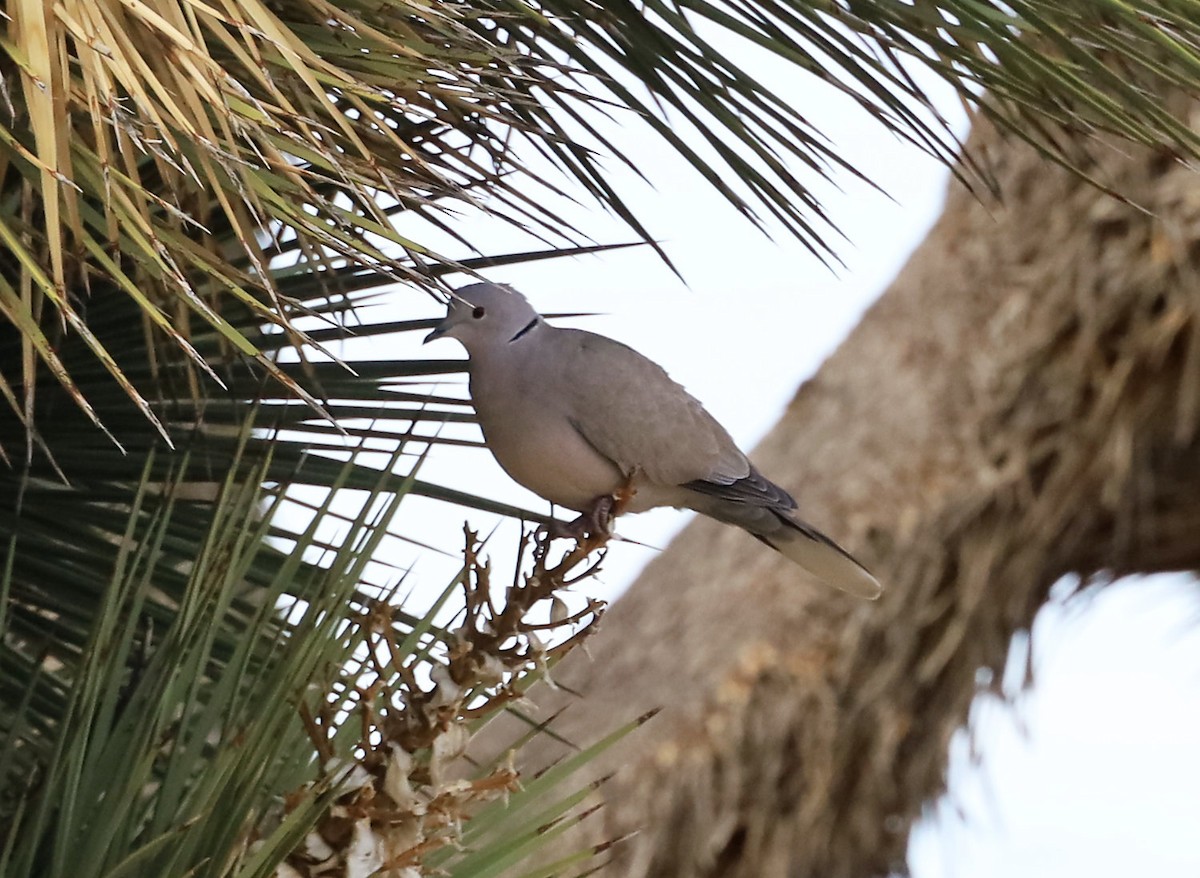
473,91,1200,877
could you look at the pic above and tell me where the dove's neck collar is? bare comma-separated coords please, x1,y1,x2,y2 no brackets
508,317,540,343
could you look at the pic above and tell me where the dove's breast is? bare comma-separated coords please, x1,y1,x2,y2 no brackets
469,351,625,511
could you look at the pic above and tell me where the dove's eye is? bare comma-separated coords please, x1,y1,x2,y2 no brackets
472,306,486,320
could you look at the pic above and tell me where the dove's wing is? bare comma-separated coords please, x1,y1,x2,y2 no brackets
543,327,751,488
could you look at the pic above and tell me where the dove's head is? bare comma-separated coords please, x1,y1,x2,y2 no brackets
424,283,541,353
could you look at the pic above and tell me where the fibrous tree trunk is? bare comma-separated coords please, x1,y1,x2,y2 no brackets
474,90,1200,877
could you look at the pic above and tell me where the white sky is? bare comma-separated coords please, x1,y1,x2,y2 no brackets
319,33,1200,877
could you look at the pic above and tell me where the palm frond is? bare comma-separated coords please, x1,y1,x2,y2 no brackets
0,440,373,877
4,0,1200,436
1,419,627,878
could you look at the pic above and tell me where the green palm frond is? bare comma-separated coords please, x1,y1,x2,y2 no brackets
1,421,628,878
1,440,386,877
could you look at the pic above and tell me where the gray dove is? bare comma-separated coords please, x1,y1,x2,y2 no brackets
425,282,881,599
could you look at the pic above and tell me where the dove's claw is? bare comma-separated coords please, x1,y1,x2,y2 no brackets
584,495,615,537
539,495,616,546
539,517,588,541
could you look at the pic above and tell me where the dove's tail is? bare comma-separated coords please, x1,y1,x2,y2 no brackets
754,514,882,600
681,471,881,598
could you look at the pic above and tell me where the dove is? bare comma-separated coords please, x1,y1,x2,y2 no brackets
424,282,881,599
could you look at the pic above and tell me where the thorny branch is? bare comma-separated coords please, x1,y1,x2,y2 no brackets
280,513,619,878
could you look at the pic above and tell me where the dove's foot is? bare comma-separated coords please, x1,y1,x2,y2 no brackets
540,495,615,544
582,494,616,538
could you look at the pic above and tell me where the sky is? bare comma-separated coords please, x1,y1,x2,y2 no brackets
313,31,1200,877
910,575,1200,878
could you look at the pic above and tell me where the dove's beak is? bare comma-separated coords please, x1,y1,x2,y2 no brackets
423,321,448,344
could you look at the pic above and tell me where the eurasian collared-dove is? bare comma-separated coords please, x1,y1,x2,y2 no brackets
425,282,881,599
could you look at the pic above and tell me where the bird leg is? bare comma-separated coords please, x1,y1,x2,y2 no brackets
583,493,616,538
610,473,638,517
539,475,637,549
541,494,614,543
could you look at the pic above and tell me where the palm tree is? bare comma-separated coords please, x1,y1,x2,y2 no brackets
480,60,1200,878
3,2,1200,876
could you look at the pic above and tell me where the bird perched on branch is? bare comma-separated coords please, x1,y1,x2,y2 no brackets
425,282,881,599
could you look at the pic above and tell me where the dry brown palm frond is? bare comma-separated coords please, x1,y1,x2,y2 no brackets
1,0,590,436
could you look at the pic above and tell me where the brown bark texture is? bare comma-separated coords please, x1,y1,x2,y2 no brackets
473,94,1200,878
